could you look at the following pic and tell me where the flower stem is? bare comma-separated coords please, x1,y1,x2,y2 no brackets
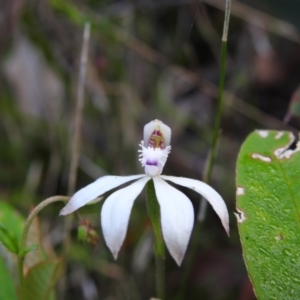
18,196,69,300
198,0,231,223
146,180,165,299
203,0,231,186
177,1,231,299
155,253,165,300
18,257,25,300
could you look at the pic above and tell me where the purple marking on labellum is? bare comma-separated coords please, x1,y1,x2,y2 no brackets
146,160,158,166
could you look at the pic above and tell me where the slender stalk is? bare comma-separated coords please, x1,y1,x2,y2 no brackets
20,196,69,251
202,0,231,201
146,180,165,299
177,1,231,299
59,22,91,299
68,22,91,195
155,254,165,300
18,196,69,300
198,2,229,215
18,258,25,300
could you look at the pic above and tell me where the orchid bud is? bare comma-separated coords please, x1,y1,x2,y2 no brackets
78,219,100,248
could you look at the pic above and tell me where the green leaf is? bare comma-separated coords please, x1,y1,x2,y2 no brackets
0,202,25,294
236,130,300,299
0,201,24,242
0,256,18,300
0,223,19,254
24,259,63,300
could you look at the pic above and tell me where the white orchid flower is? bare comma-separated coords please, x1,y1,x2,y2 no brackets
60,120,229,266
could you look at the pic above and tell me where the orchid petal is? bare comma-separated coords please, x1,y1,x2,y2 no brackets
161,175,230,235
153,177,194,266
60,175,144,215
101,176,150,259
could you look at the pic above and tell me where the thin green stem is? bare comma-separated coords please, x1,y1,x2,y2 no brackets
155,253,165,300
199,0,231,220
203,40,227,185
202,0,231,186
19,196,69,251
18,257,25,300
18,196,69,300
146,180,165,299
177,1,231,299
199,0,231,231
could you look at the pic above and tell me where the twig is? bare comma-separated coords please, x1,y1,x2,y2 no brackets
202,0,300,44
68,22,91,195
60,22,91,298
200,0,231,216
177,1,231,298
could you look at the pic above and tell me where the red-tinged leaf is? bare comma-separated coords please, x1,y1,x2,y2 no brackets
24,259,63,300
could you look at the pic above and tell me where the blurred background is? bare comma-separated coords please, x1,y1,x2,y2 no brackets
1,0,300,299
